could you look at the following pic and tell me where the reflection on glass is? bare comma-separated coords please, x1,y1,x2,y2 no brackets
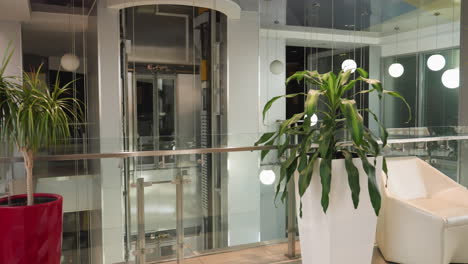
422,49,459,128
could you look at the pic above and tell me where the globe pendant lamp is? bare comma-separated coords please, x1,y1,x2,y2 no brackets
341,59,357,73
259,169,276,185
442,68,459,89
388,27,404,78
427,54,445,71
388,63,404,78
60,53,80,72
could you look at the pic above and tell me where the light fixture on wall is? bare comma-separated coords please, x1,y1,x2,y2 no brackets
341,59,357,73
270,60,284,75
442,68,459,89
388,27,404,78
259,169,276,185
427,12,446,71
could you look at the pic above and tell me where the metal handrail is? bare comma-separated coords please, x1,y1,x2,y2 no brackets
1,135,468,162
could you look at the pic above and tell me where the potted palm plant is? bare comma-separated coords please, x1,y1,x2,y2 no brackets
256,69,410,264
0,47,80,264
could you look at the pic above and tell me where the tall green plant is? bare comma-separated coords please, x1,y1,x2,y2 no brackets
0,47,81,206
256,69,410,215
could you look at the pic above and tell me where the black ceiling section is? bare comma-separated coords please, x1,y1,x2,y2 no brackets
31,0,94,7
30,0,94,12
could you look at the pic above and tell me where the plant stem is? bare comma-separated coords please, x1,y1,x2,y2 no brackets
21,148,34,206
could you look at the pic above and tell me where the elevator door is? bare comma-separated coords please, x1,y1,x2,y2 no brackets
121,5,228,262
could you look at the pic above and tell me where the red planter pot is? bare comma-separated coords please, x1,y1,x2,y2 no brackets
0,193,63,264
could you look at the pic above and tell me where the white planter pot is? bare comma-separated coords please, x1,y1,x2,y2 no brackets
295,156,382,264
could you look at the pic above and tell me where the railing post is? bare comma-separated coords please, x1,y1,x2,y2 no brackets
176,170,185,264
136,177,146,264
286,177,297,259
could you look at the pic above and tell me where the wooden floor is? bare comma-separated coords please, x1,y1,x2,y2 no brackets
159,242,389,264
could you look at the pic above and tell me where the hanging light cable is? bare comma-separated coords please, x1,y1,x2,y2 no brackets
341,0,357,74
61,2,80,72
427,12,446,71
442,1,459,89
269,0,284,75
388,27,404,78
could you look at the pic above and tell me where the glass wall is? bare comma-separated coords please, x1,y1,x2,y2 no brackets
382,48,460,129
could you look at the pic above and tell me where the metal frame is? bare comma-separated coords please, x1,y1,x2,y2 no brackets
3,135,468,163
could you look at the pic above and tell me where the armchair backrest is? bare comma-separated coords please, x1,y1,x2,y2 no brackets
384,157,458,200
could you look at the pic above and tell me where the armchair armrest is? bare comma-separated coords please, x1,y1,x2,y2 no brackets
378,195,446,263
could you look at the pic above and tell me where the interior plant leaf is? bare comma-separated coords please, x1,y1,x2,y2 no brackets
364,108,388,147
260,139,275,161
282,156,299,202
256,67,409,216
383,90,412,122
304,89,321,118
275,148,298,202
356,68,368,78
255,132,276,146
358,151,381,215
383,157,389,187
342,150,360,209
262,92,304,121
340,99,364,145
319,158,332,213
298,152,318,196
0,58,82,205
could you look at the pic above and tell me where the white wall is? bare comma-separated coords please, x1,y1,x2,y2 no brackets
95,1,125,263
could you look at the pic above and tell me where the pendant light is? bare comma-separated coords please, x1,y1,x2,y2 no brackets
442,2,459,89
388,27,404,78
427,12,446,71
61,1,80,72
61,53,80,72
342,59,357,73
442,68,459,89
259,169,276,185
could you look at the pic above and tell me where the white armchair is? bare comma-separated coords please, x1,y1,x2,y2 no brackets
376,157,468,264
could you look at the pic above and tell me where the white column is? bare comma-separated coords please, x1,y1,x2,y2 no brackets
459,0,468,187
226,11,261,246
96,1,125,263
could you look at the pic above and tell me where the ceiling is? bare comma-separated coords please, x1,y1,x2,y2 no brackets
285,0,460,34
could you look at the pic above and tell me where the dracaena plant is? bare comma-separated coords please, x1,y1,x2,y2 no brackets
256,68,410,216
0,47,81,206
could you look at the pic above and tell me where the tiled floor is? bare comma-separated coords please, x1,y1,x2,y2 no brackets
158,242,388,264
